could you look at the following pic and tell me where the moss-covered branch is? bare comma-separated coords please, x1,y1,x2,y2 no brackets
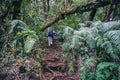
40,0,120,31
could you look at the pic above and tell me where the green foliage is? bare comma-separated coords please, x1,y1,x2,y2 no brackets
21,0,43,32
72,0,89,6
62,20,120,78
9,20,28,34
80,61,119,80
63,14,82,29
104,30,120,51
63,20,120,59
24,33,37,53
9,20,39,53
1,0,120,79
95,62,119,80
80,57,100,80
94,7,106,21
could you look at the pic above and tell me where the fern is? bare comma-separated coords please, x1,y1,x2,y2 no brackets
101,20,120,33
62,20,120,78
104,30,120,51
24,35,37,53
63,26,74,39
80,57,100,80
9,20,39,53
63,20,120,54
9,20,29,34
72,27,96,49
95,62,119,80
80,61,119,80
63,26,98,53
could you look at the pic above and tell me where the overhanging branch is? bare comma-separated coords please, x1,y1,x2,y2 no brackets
40,0,120,31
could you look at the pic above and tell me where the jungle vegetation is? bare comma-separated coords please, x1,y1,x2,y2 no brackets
0,0,120,80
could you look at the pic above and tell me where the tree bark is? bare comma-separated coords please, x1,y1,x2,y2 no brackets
64,0,68,9
40,0,119,31
89,9,97,21
47,0,50,11
42,0,46,12
12,0,23,19
104,2,118,21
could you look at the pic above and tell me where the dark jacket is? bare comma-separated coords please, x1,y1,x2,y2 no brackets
48,31,57,39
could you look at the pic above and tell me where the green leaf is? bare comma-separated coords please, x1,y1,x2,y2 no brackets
24,36,36,53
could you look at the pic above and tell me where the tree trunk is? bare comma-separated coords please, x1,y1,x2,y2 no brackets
104,0,118,21
77,55,82,69
42,0,46,12
47,0,50,11
77,55,82,80
64,0,68,9
89,9,97,21
12,0,23,19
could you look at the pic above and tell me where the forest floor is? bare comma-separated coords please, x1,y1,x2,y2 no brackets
0,40,80,80
41,40,80,80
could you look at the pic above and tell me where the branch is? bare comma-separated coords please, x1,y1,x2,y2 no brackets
40,0,119,31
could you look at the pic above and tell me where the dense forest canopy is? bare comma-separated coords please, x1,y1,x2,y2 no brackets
0,0,120,80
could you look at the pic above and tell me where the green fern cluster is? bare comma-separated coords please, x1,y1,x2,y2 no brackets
62,20,120,79
63,20,120,59
9,20,39,53
95,62,119,80
80,60,119,80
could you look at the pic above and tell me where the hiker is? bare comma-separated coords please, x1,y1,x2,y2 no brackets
47,31,57,46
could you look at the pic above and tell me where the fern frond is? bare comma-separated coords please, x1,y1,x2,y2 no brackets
24,35,37,53
101,20,120,33
9,20,29,34
9,20,39,53
84,57,99,69
63,26,74,39
73,27,97,49
80,57,100,80
96,62,119,80
62,20,120,80
104,30,120,51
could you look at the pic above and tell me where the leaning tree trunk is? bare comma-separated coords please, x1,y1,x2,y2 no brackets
40,0,120,31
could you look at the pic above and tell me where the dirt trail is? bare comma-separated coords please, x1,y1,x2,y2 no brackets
0,40,80,80
42,41,80,80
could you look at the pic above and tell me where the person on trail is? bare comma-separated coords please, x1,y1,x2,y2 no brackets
47,31,57,46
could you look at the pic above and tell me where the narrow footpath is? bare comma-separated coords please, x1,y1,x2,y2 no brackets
41,41,79,80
